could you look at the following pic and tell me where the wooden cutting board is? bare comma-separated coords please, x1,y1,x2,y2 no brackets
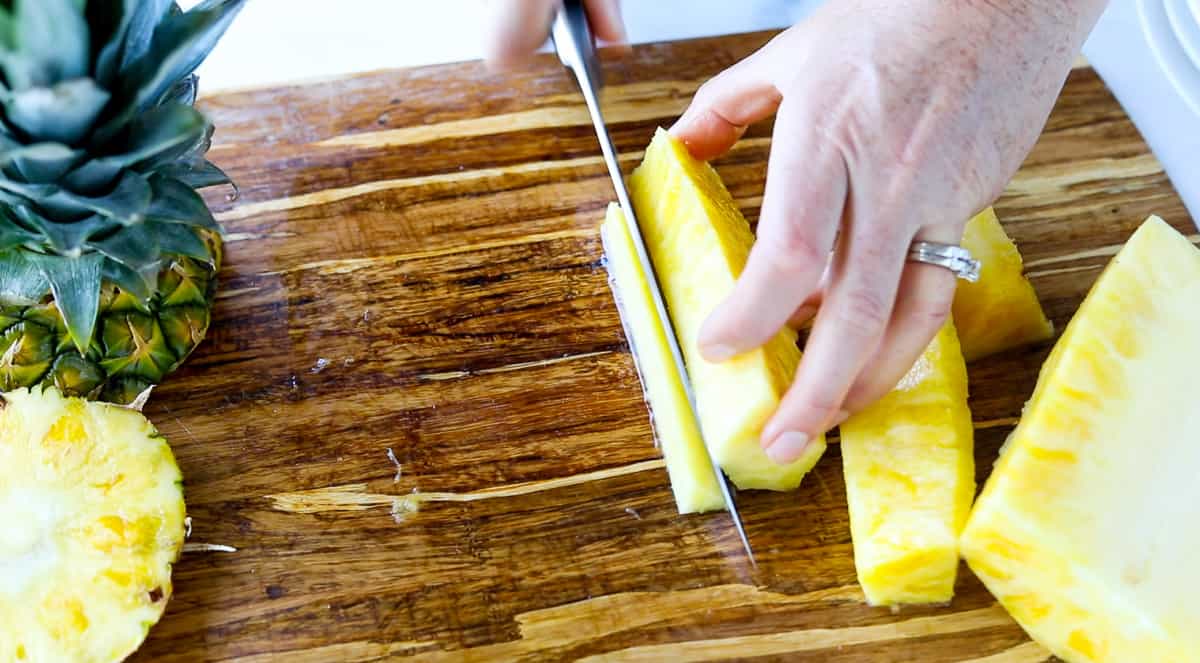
133,31,1196,661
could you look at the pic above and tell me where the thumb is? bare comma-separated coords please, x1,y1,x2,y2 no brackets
669,49,782,161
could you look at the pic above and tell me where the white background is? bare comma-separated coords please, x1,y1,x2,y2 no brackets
186,0,1199,224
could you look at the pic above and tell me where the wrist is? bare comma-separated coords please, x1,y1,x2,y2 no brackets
961,0,1109,46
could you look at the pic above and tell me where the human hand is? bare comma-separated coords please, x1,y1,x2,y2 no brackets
483,0,626,68
671,0,1107,463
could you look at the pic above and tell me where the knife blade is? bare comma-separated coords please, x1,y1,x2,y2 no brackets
550,0,755,566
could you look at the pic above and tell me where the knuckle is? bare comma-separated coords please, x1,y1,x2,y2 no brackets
920,303,952,329
764,223,825,271
693,76,724,105
835,287,890,337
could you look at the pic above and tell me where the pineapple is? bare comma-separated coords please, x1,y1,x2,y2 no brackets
839,322,975,606
952,208,1054,361
0,0,245,404
627,128,824,491
0,386,186,662
600,202,725,513
961,216,1200,662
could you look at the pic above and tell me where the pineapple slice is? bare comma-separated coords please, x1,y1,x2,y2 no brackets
953,207,1054,361
840,322,975,606
628,128,824,491
961,216,1200,662
601,202,725,513
0,387,186,662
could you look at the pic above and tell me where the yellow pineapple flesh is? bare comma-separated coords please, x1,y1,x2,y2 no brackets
627,128,824,491
0,387,186,663
840,322,975,606
953,207,1054,361
960,216,1200,662
601,202,725,513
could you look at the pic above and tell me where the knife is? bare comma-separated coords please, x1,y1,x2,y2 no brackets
550,0,755,566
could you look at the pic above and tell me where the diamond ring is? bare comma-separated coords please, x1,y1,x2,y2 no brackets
907,240,981,282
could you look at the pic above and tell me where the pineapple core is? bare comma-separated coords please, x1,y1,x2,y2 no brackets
953,207,1054,361
961,216,1200,663
626,128,824,491
840,322,975,606
0,387,186,663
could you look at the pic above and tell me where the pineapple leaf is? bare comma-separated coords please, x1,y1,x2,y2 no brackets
160,73,197,107
0,8,14,50
150,221,210,261
0,211,38,250
3,171,153,225
101,258,155,303
91,0,137,86
158,158,230,189
0,247,49,303
140,118,213,172
14,207,116,253
73,171,154,224
63,103,206,193
95,0,245,145
117,0,173,74
3,78,110,144
146,174,218,231
29,250,103,353
93,222,160,270
12,0,89,86
2,142,84,183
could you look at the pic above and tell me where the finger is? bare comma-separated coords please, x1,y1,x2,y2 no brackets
761,215,909,463
484,0,558,69
668,49,783,161
585,0,627,44
838,229,960,412
786,252,833,329
696,94,846,362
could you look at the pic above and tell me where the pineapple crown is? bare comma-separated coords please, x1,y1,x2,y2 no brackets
0,0,243,354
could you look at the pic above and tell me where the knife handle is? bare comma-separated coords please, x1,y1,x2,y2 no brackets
551,0,604,91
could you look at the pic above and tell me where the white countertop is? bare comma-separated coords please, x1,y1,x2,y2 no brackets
190,0,1198,226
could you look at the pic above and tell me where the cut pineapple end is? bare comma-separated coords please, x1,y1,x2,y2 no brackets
953,207,1054,361
840,322,975,606
961,216,1200,662
0,387,185,663
628,127,824,491
601,203,725,514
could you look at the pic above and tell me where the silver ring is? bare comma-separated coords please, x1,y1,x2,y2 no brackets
908,240,981,282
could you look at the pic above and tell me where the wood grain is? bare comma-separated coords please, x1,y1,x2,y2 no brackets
130,31,1195,661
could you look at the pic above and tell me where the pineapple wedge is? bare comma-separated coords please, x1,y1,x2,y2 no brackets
0,387,186,663
953,208,1054,361
961,216,1200,663
601,203,725,513
840,322,975,606
628,128,824,491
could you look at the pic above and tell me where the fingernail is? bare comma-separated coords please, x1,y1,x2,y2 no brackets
702,343,737,362
832,409,850,427
765,431,810,465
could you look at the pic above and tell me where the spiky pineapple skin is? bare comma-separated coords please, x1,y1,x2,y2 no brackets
0,386,185,663
961,216,1200,662
0,233,220,404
